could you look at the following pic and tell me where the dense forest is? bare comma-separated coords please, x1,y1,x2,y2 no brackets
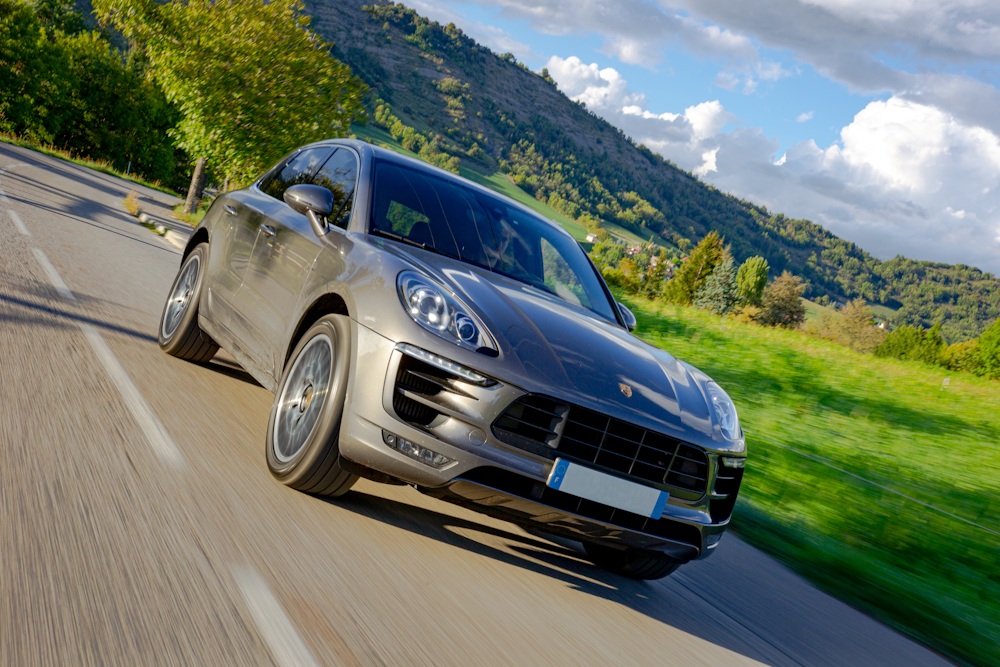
307,0,1000,343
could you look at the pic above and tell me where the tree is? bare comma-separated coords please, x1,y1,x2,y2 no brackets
757,271,806,327
94,0,367,207
736,255,769,306
977,318,1000,379
662,231,726,305
832,299,886,353
694,256,737,315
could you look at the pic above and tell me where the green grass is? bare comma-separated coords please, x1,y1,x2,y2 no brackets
621,294,1000,667
868,303,900,322
1,133,179,196
802,297,838,321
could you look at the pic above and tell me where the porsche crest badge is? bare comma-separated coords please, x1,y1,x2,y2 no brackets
619,383,633,398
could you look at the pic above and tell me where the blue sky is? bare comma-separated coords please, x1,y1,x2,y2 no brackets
409,0,1000,274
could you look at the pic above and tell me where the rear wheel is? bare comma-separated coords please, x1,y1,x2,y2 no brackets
583,543,681,580
266,314,357,497
158,243,218,362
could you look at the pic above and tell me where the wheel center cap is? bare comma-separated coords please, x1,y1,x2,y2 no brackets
299,384,314,413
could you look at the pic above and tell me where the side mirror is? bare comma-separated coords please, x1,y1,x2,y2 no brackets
284,184,334,236
618,302,637,332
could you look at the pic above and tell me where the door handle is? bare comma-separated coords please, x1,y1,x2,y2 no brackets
261,225,276,238
224,205,238,216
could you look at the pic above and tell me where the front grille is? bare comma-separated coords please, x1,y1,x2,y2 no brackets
493,395,710,497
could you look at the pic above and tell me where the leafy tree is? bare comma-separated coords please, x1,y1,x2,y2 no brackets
809,298,886,353
757,271,806,328
736,255,769,305
30,0,86,34
662,231,726,305
694,256,737,315
943,340,982,375
0,0,71,142
94,0,367,194
977,318,1000,379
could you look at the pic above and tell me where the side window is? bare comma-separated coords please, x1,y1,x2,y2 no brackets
540,239,592,309
260,147,333,202
312,148,359,229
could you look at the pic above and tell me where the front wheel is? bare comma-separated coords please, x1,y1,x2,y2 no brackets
265,314,357,497
583,543,681,580
158,243,218,362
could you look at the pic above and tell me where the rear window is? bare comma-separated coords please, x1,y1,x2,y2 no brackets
370,161,618,322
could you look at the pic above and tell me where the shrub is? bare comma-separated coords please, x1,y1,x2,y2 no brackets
808,298,886,353
943,340,983,375
757,271,806,327
874,323,945,365
735,255,769,306
694,256,737,315
123,190,140,216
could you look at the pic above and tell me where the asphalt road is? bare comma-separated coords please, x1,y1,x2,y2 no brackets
0,141,954,667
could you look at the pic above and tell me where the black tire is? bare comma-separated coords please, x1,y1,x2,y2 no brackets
583,543,681,580
158,243,219,363
266,314,358,497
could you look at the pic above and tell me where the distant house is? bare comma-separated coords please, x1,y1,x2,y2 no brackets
877,321,892,331
585,233,599,243
625,245,643,256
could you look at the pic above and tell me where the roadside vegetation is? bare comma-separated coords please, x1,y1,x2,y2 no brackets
624,295,1000,667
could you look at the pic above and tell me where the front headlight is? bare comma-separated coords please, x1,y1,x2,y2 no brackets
398,271,497,354
706,381,740,440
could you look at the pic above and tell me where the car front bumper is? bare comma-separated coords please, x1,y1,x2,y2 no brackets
337,319,734,562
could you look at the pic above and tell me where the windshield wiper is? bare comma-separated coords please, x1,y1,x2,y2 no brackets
370,228,448,257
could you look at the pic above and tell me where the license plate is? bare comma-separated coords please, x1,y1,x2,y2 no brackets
546,459,669,519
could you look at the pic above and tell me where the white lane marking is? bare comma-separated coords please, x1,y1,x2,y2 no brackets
9,209,30,236
0,163,28,203
29,247,185,468
231,566,320,667
79,324,185,469
31,248,75,300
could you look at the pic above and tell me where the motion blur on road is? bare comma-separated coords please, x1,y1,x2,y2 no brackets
0,141,953,666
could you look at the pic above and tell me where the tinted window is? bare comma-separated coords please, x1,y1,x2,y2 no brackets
370,161,617,321
312,149,358,229
472,191,617,321
260,147,333,202
371,163,499,271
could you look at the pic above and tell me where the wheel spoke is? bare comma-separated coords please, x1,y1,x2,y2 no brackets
273,334,334,463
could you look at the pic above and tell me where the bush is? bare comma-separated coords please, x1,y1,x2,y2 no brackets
757,271,806,327
943,340,983,375
874,323,945,365
735,255,769,306
807,298,886,353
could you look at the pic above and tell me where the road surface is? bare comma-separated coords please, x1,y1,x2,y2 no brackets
0,142,953,666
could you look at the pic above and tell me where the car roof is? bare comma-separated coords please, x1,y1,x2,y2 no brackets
307,138,577,242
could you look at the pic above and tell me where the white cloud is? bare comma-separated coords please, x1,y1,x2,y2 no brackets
545,57,1000,272
797,111,814,122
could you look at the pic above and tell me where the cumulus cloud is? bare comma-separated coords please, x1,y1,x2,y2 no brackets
546,57,1000,272
797,111,814,122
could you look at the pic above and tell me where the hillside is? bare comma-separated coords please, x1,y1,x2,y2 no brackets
304,0,999,342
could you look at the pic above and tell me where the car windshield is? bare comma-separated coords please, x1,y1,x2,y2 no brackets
370,161,618,322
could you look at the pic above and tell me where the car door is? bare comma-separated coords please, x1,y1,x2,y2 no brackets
236,146,358,376
223,146,334,368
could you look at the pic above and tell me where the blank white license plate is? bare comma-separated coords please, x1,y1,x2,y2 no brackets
546,459,669,519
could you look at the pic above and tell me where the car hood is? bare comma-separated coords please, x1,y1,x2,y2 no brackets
392,247,725,448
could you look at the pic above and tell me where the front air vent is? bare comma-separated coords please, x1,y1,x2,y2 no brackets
710,465,744,522
392,354,457,426
492,396,711,498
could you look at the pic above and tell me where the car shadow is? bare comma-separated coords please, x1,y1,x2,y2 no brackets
198,357,264,388
323,489,787,666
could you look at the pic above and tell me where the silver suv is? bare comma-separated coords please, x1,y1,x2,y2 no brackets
159,139,746,580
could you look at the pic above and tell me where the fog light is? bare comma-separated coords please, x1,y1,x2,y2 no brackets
382,429,453,468
706,534,723,548
721,457,745,468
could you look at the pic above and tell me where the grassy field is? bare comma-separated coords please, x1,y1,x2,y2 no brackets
801,297,837,321
621,295,1000,667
